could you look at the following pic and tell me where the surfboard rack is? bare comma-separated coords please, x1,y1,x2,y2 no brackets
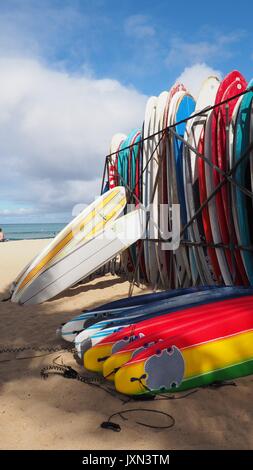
102,86,253,292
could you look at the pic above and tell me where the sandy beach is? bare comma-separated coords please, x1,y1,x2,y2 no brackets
0,239,252,450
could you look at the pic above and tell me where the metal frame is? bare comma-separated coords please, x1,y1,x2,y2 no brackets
102,89,253,292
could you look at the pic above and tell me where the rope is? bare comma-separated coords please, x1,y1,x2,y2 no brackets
0,345,74,363
40,357,123,400
40,356,236,433
0,345,73,355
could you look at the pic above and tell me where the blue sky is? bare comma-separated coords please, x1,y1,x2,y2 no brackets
2,0,251,92
0,0,252,223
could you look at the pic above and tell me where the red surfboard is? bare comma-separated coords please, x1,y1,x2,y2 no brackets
89,294,253,353
212,71,247,284
118,305,253,364
198,131,222,282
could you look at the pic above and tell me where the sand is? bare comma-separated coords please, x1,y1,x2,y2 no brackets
0,239,252,450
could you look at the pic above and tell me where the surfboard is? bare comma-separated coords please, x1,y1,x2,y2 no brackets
184,76,220,285
217,75,248,284
234,79,253,284
212,71,247,284
160,84,186,286
11,188,138,304
82,287,253,369
114,297,253,395
204,110,232,285
79,287,239,360
61,286,216,342
117,129,142,275
150,91,169,287
103,294,253,380
128,130,142,273
230,96,247,284
167,89,194,288
198,131,222,281
143,96,157,283
108,134,126,189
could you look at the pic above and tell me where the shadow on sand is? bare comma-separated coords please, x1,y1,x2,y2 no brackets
1,274,253,449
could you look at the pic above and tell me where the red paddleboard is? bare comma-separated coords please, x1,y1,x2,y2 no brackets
198,131,222,282
103,302,253,379
109,135,126,188
116,305,253,365
212,71,246,284
217,78,248,285
85,294,253,369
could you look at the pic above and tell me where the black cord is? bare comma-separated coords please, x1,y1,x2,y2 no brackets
1,295,12,302
40,357,237,433
0,345,74,363
0,345,73,355
40,358,124,401
101,408,175,432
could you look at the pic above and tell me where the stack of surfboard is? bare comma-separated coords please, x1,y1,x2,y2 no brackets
11,187,145,304
11,70,253,304
11,68,253,395
58,286,253,396
107,71,253,289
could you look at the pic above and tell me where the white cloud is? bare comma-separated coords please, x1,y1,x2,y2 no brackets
165,32,244,68
0,207,35,217
0,57,147,221
176,63,222,99
124,15,155,39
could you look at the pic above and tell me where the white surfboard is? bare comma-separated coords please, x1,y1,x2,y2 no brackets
150,91,169,288
158,84,186,288
11,208,144,305
143,96,157,283
183,76,220,285
11,186,127,304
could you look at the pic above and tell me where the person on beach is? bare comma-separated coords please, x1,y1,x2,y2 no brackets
0,227,5,242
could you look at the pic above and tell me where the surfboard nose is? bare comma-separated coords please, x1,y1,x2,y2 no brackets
103,351,133,380
114,361,148,395
74,337,92,361
84,343,113,372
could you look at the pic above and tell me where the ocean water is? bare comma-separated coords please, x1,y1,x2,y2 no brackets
1,223,66,241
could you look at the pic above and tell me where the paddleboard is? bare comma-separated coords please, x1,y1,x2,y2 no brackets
12,204,144,305
83,287,253,369
114,301,253,395
234,79,253,284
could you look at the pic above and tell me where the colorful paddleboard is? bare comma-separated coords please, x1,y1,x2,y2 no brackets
83,287,253,370
114,297,253,395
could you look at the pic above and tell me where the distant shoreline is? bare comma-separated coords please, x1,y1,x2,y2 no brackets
2,236,54,242
0,222,65,242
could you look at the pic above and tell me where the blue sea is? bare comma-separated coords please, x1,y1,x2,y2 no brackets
1,223,66,241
